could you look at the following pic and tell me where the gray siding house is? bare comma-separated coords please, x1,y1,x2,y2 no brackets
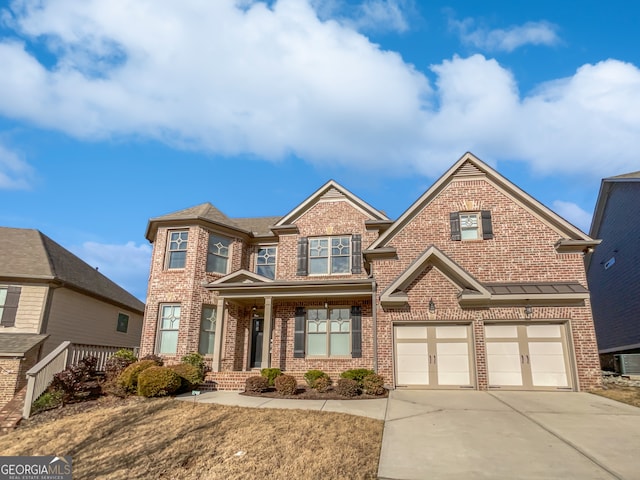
587,172,640,358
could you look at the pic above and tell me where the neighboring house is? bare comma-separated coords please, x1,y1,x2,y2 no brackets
140,152,602,391
587,171,640,361
0,227,145,409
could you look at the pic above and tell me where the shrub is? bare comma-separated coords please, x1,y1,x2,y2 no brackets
245,376,269,393
169,364,204,393
304,369,330,390
105,355,136,382
362,374,385,396
139,354,164,366
260,368,282,386
340,369,375,387
137,366,182,397
336,378,360,397
112,348,138,362
314,375,332,393
275,374,298,395
181,352,205,373
32,390,63,414
118,360,158,394
50,356,99,400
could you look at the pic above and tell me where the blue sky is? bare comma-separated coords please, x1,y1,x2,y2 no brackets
0,0,639,301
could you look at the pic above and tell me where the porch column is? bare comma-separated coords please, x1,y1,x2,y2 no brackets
261,296,273,369
212,297,226,372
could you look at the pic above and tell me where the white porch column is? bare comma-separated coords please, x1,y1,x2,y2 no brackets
211,297,226,372
261,297,273,369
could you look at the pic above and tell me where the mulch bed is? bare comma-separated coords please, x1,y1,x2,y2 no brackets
241,386,388,400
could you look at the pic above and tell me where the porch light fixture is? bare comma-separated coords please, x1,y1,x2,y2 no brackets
428,298,436,313
524,305,533,318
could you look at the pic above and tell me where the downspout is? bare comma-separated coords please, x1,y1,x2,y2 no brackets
370,266,378,373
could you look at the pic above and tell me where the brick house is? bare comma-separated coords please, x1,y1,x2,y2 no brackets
140,152,602,391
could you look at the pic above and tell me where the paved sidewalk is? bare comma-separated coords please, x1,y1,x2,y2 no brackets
175,390,388,420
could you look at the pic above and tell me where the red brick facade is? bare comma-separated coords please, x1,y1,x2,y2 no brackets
141,154,602,391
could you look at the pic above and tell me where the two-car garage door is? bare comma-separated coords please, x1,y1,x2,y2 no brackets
394,323,573,391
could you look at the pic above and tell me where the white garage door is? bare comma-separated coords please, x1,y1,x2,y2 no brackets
485,323,572,390
394,324,475,389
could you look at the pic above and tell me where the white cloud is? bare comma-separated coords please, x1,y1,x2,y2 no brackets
70,241,152,301
451,18,560,52
0,1,639,180
352,0,410,33
552,200,593,233
0,142,34,189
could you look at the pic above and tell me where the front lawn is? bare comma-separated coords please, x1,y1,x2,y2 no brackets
0,397,383,480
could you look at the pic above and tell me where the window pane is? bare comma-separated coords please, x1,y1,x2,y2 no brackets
309,257,328,274
0,288,6,305
159,331,178,354
308,334,327,356
199,332,215,355
207,254,228,273
257,264,275,279
169,251,186,269
461,228,479,240
330,333,350,355
331,256,350,273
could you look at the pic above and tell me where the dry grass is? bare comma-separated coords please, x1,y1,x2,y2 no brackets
590,384,640,408
0,397,383,480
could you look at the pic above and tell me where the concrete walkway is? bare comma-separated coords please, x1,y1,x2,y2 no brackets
178,390,640,480
175,390,388,420
378,390,640,480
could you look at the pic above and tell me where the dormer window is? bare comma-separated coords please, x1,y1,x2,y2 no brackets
450,211,493,241
309,236,351,275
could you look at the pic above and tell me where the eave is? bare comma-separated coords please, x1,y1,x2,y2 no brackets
205,278,374,300
554,238,601,254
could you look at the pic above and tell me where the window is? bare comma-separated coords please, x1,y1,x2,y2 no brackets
460,213,480,240
207,234,231,273
199,306,217,355
158,304,180,354
116,313,129,333
306,307,351,357
167,231,188,268
450,211,493,241
256,246,276,279
309,237,350,275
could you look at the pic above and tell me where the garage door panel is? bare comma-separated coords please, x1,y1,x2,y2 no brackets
531,372,569,387
396,326,427,339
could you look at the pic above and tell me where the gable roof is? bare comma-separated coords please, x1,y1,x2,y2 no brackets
274,180,389,227
0,227,144,313
589,170,640,239
210,269,274,285
369,152,598,252
145,202,280,241
380,245,490,307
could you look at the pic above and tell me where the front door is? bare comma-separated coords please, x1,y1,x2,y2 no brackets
250,318,264,368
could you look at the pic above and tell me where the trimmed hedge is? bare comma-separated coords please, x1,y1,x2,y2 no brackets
304,369,330,390
169,363,204,392
362,374,385,395
118,360,158,394
275,375,298,395
245,376,269,393
260,368,282,387
336,378,360,397
137,366,182,397
340,369,375,387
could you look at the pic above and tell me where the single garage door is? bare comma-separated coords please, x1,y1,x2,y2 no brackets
394,324,475,389
485,323,572,390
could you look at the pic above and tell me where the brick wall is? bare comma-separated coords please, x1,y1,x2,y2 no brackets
0,358,21,410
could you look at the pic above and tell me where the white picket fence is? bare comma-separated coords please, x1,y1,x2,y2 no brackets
22,342,139,419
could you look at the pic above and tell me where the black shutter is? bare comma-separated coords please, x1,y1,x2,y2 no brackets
1,286,21,327
296,237,308,276
351,234,362,274
450,212,461,241
351,305,362,358
293,306,306,358
481,210,493,240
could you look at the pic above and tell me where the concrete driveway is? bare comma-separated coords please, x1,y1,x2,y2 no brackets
378,390,640,480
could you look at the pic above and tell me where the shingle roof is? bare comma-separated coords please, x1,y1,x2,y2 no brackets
608,171,640,180
233,217,281,236
0,333,48,356
484,283,589,295
0,227,144,313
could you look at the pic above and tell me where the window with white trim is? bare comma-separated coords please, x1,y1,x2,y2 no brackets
207,234,231,273
306,307,351,357
256,246,276,279
309,236,350,275
199,306,216,355
157,304,180,354
460,213,480,240
167,231,188,269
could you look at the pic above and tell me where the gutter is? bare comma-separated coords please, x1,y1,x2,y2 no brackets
370,269,378,373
